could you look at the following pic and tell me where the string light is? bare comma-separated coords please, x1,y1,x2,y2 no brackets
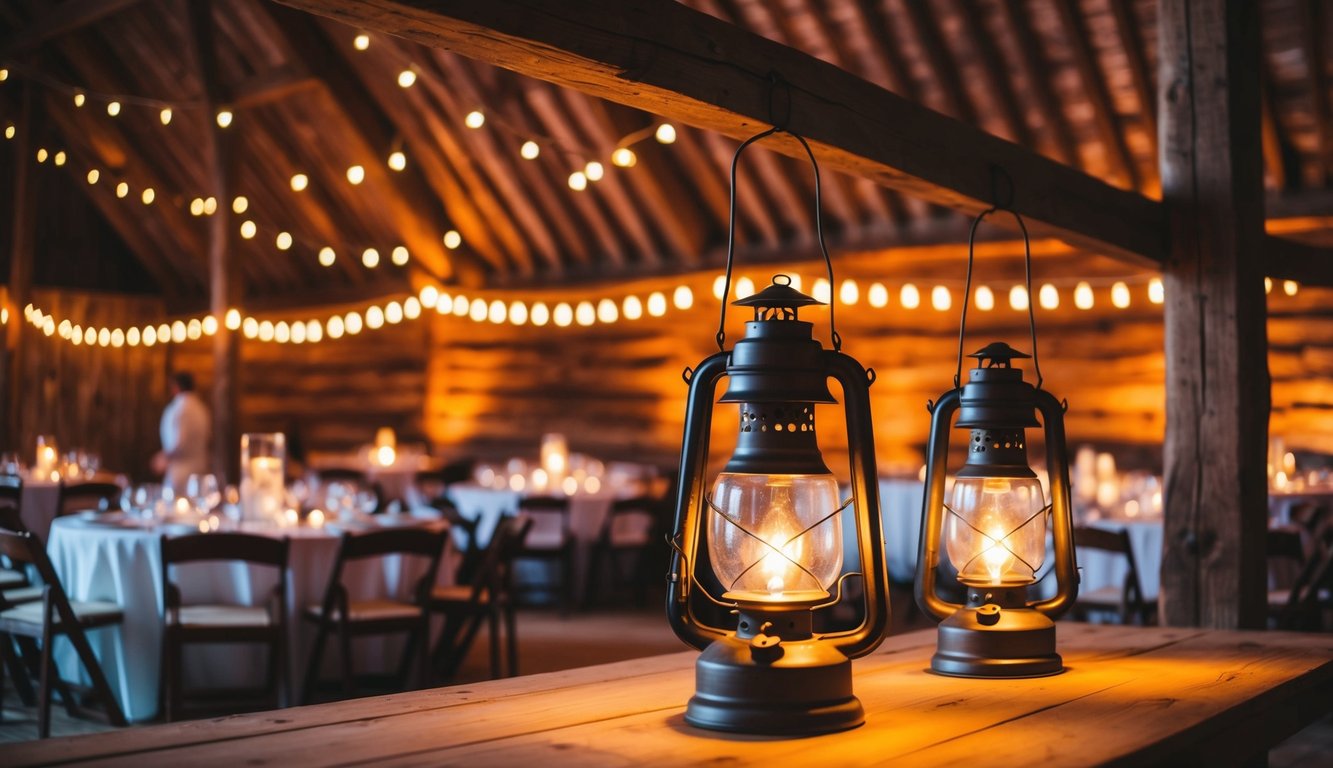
673,285,694,310
225,309,242,330
36,148,47,163
242,317,259,339
276,232,293,250
345,311,364,335
530,302,550,326
812,278,831,303
509,301,528,325
465,110,485,129
736,276,755,299
655,123,677,144
116,182,129,198
240,220,257,239
452,296,468,317
1148,277,1165,304
367,306,386,328
74,92,86,107
258,321,274,342
931,285,952,311
487,299,506,324
53,151,66,166
1009,285,1029,310
290,173,308,192
159,107,172,125
975,285,995,311
106,101,121,117
4,125,14,140
319,247,336,266
346,165,365,185
216,109,233,128
391,246,410,266
202,316,218,335
868,282,888,308
1039,284,1059,310
520,141,540,160
900,283,920,309
1283,280,1299,296
839,279,859,305
203,197,216,215
232,196,249,214
443,230,462,249
623,295,643,320
327,315,345,338
585,161,605,182
386,301,404,324
387,151,406,171
397,69,417,88
597,298,618,323
611,148,637,168
190,198,205,216
420,285,440,307
86,169,99,184
553,302,573,327
404,297,422,320
362,248,380,267
568,171,588,191
1111,281,1131,308
712,275,727,300
353,33,370,50
1074,281,1094,310
575,301,596,326
141,187,155,205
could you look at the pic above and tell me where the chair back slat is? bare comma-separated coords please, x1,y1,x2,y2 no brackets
0,529,75,614
162,532,289,568
0,506,27,533
606,497,661,547
516,496,571,548
58,481,123,516
1072,526,1132,554
340,527,447,560
0,474,21,508
467,515,534,600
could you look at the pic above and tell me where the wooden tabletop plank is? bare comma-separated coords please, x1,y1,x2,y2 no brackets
8,626,1330,767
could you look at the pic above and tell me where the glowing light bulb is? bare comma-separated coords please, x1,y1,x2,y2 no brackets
488,299,507,324
276,232,293,250
353,33,370,50
186,319,202,340
36,148,47,163
530,302,550,326
53,151,66,166
469,298,488,323
553,302,574,327
290,321,306,344
274,321,290,343
655,123,676,143
900,283,920,309
931,285,952,311
1264,277,1273,294
290,173,308,191
613,295,641,323
397,69,417,88
568,171,588,191
1111,281,1131,308
367,306,385,329
452,296,468,317
87,169,100,185
159,107,172,125
202,197,217,214
1283,280,1299,296
74,92,86,107
107,101,121,117
868,282,888,308
391,246,410,265
443,230,462,249
362,248,380,268
420,285,440,307
327,315,345,339
240,220,257,239
647,291,667,317
1148,277,1164,304
318,247,336,266
520,141,540,160
385,301,404,324
736,276,756,299
811,278,831,303
839,279,859,305
1074,281,1094,310
611,147,637,167
140,188,155,205
405,297,423,319
1038,284,1059,310
202,316,218,335
127,327,140,346
597,298,618,323
189,198,205,216
1009,285,1029,310
232,195,249,214
465,110,485,129
509,301,528,325
226,309,242,330
584,161,604,181
975,285,995,311
98,328,111,346
387,150,406,171
575,301,596,326
216,109,233,128
347,165,365,185
673,285,693,310
242,317,259,339
171,321,187,343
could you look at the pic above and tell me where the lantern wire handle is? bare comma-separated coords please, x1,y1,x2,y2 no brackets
715,123,841,353
954,206,1043,390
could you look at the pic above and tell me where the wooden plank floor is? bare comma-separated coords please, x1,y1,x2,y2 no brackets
5,623,1330,766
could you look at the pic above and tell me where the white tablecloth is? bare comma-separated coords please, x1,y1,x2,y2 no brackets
876,479,926,583
45,514,448,722
1077,518,1164,601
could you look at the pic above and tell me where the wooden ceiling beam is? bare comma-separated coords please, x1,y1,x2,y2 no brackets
230,66,320,111
995,0,1081,168
0,0,143,58
1052,0,1142,191
258,3,470,284
269,0,1167,264
1266,235,1333,286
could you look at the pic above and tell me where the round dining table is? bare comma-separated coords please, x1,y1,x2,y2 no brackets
45,511,451,722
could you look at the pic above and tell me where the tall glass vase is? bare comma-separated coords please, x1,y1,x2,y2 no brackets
241,433,286,523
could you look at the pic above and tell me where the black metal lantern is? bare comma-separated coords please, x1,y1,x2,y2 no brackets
914,209,1078,678
666,128,889,736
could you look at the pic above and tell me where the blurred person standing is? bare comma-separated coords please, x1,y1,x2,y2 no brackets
152,372,212,494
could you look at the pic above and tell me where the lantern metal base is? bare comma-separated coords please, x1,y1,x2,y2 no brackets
685,635,863,735
931,605,1063,678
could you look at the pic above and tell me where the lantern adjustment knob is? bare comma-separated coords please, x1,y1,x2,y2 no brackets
748,622,784,662
975,604,1002,626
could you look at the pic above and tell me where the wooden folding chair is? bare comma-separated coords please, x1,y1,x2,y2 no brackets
584,496,664,608
513,496,576,613
428,496,482,584
0,529,126,738
161,532,290,720
1070,526,1155,625
56,481,122,517
429,515,532,680
301,527,446,702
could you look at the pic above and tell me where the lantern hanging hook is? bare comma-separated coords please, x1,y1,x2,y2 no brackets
715,121,841,353
953,176,1042,390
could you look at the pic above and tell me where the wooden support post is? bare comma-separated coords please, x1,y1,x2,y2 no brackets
1158,0,1269,629
4,81,34,452
186,0,238,482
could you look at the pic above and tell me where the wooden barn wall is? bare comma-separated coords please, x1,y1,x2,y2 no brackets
424,266,1333,477
11,289,169,478
170,310,428,462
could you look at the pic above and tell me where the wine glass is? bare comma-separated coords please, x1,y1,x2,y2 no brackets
187,474,220,514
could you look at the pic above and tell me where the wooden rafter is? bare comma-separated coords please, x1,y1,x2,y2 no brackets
1107,0,1157,153
955,0,1034,148
995,0,1081,168
896,0,979,125
0,0,143,58
1301,0,1330,186
270,0,1167,265
1052,0,1141,191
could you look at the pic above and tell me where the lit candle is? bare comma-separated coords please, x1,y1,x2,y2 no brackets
308,508,326,527
243,456,285,521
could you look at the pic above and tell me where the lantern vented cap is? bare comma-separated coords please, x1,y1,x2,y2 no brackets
734,275,824,313
968,342,1031,368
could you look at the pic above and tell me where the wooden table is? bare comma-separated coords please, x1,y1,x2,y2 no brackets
9,624,1332,766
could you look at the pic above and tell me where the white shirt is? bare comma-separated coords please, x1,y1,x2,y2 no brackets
160,391,212,492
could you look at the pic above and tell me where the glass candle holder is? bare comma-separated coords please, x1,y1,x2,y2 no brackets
241,433,286,523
